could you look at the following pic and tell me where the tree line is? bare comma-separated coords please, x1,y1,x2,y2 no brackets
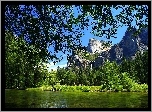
4,5,148,91
5,31,148,91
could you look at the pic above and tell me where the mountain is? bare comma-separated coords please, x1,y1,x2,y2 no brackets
67,27,148,69
94,27,148,68
67,39,111,68
87,38,111,53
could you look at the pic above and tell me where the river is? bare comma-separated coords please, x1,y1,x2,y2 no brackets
5,89,148,108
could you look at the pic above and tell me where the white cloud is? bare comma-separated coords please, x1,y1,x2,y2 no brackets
47,63,67,71
46,59,68,71
58,64,67,68
42,62,54,67
46,62,54,66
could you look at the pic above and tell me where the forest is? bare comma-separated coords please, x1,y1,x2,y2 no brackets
5,31,148,92
5,5,148,92
4,4,149,109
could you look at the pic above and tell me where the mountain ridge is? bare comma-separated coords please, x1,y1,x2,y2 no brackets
67,27,148,69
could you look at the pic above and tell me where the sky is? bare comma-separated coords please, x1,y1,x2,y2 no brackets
46,5,132,71
6,5,147,71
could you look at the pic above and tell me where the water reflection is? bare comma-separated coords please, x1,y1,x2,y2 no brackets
29,99,68,108
39,100,68,108
5,90,148,108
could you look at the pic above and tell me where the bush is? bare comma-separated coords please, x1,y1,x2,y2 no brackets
82,86,90,92
40,85,53,91
90,86,101,92
120,72,136,91
54,83,62,91
140,83,148,92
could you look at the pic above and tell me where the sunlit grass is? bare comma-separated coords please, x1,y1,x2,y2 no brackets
26,83,148,93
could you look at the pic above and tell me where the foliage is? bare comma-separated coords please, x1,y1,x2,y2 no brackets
30,85,101,92
55,50,148,92
120,50,148,84
5,5,148,62
27,83,148,92
133,50,148,84
5,5,148,92
84,52,100,61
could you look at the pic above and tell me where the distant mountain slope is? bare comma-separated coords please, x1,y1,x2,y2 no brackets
67,27,148,69
94,27,148,67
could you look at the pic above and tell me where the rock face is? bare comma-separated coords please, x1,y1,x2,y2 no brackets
87,38,111,53
94,27,148,68
67,27,148,69
67,39,111,69
67,50,91,69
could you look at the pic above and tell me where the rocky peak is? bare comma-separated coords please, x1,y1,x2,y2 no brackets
87,38,111,54
67,38,111,69
67,27,148,69
94,27,148,68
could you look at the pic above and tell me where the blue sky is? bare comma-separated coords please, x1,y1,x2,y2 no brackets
6,5,147,71
47,5,133,71
47,25,128,71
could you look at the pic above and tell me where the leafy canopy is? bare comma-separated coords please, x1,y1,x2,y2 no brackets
5,5,148,62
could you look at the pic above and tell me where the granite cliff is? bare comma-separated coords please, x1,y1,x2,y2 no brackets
67,27,148,69
87,38,111,53
67,39,111,68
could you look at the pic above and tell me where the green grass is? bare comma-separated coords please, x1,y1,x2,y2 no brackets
26,83,148,92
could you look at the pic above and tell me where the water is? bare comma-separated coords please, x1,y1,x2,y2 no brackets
5,89,148,108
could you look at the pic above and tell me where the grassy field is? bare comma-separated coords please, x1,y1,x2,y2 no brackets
26,84,148,92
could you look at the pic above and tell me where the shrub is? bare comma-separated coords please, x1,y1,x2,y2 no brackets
120,72,136,91
54,83,62,91
140,83,148,92
82,86,90,92
39,85,53,91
